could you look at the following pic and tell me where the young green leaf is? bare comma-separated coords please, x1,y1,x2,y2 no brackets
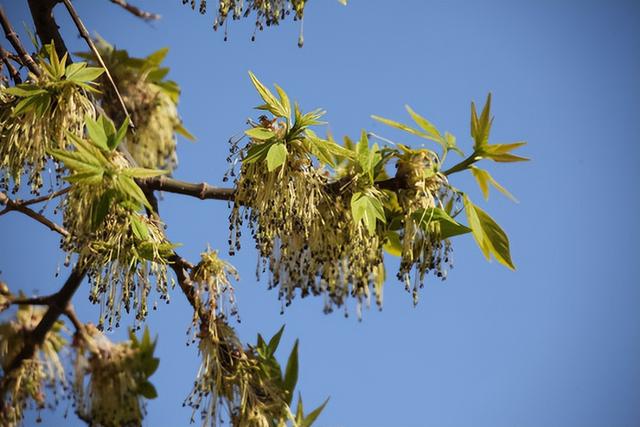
243,141,274,164
283,339,299,404
248,71,287,118
85,116,110,151
114,175,152,210
130,215,150,240
245,127,276,140
300,397,330,427
267,325,285,355
405,105,443,143
121,167,170,179
91,189,116,230
108,117,130,150
470,167,518,202
351,192,386,234
266,142,288,171
137,381,158,399
175,123,195,141
412,207,471,239
463,196,515,270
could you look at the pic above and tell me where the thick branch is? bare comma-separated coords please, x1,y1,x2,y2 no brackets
9,294,55,306
26,0,68,61
144,176,236,201
109,0,160,21
0,6,40,77
1,265,86,385
0,191,69,237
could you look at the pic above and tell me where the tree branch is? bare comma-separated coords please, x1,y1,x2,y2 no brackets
0,6,40,77
0,191,69,237
26,0,68,61
9,294,56,306
0,265,87,390
109,0,160,21
61,0,134,127
143,176,236,201
16,186,71,207
0,44,21,84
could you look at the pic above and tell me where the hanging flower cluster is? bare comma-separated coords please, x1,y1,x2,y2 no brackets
0,305,67,427
190,249,240,334
228,73,527,315
185,323,325,427
78,38,193,173
183,0,307,45
51,115,177,330
72,325,160,427
0,43,100,193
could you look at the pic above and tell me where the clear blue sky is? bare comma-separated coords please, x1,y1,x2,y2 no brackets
2,1,639,426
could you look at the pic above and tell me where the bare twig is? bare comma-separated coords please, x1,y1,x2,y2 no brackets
0,6,40,77
17,186,71,207
61,0,134,127
0,44,21,83
10,294,56,306
109,0,161,21
63,303,85,333
0,191,69,237
0,265,87,392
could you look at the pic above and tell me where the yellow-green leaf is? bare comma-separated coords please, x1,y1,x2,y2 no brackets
245,127,276,140
464,196,515,270
266,142,287,171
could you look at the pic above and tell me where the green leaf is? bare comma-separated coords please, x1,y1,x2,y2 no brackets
470,167,518,202
405,105,443,144
175,123,195,141
85,116,109,151
108,117,130,150
267,325,285,355
146,47,169,66
300,397,330,427
383,231,402,257
4,85,47,97
274,83,291,121
482,141,527,155
91,189,116,230
283,339,299,404
245,127,276,140
371,115,425,138
485,152,530,163
121,167,170,178
49,149,105,174
463,196,515,270
266,142,288,171
248,71,287,118
412,207,471,239
130,215,150,240
471,93,493,150
144,357,160,377
114,175,152,210
66,66,104,83
63,170,104,185
243,141,274,164
351,192,386,234
137,381,158,399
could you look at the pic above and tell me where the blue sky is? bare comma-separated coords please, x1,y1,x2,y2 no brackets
2,0,639,426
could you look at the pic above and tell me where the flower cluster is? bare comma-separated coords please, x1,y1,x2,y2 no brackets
184,0,307,45
51,116,176,330
227,73,496,315
0,305,67,427
0,43,99,193
72,325,159,427
78,39,193,172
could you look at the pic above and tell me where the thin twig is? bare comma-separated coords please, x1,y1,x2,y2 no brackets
63,304,85,333
61,0,134,127
0,191,69,237
0,6,41,77
0,44,21,83
10,294,56,306
109,0,161,21
18,186,71,207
